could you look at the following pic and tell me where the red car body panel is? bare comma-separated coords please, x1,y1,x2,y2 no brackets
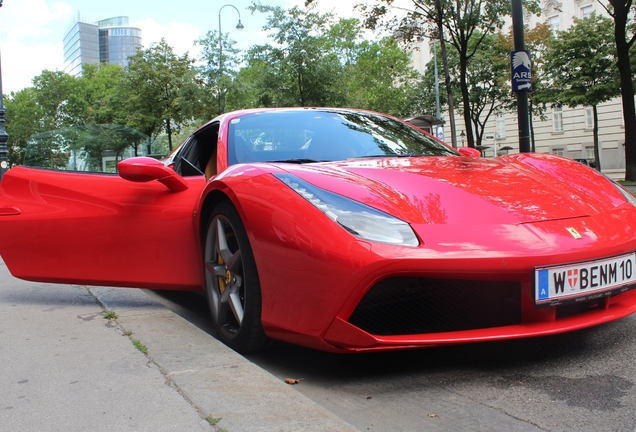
0,167,205,290
201,153,636,352
2,107,636,353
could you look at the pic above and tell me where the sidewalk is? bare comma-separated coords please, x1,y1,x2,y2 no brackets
0,260,356,431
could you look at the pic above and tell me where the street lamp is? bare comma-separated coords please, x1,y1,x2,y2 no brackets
0,0,8,180
218,4,244,114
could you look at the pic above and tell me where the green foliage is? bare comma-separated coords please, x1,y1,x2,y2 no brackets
419,32,509,145
538,13,619,171
104,310,119,320
205,416,222,426
344,37,422,116
359,0,540,147
243,2,344,107
539,14,618,108
5,87,44,166
196,29,242,117
6,0,556,164
132,339,148,354
24,125,149,171
78,63,126,125
119,39,196,151
232,5,421,116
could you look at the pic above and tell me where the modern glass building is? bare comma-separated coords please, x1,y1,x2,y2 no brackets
63,15,142,77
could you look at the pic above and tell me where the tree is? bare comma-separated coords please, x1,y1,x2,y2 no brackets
359,0,540,147
344,37,422,116
4,70,83,166
245,2,344,107
77,63,126,125
600,1,636,180
419,32,509,147
118,39,195,152
463,33,510,146
30,70,83,130
235,7,419,115
538,14,619,171
197,30,242,117
500,23,553,151
5,88,44,166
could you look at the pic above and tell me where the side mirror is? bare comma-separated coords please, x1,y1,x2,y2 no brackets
458,147,481,157
118,157,188,193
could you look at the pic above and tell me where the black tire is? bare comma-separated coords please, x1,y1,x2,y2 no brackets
204,201,269,352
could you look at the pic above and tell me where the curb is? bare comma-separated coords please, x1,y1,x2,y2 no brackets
90,286,357,431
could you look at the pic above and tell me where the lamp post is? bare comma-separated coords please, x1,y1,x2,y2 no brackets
218,4,244,114
0,0,8,180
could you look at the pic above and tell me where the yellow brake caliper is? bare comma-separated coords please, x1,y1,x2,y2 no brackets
217,254,227,294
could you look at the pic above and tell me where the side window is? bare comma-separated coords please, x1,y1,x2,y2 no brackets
174,123,219,177
23,125,152,173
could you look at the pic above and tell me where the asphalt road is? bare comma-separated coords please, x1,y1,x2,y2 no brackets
149,289,636,432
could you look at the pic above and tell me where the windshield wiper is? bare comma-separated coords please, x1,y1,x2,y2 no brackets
351,154,422,159
270,158,321,164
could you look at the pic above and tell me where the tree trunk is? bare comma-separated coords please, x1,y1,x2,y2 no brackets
592,105,602,171
610,0,636,180
435,0,458,148
458,46,474,147
166,119,173,152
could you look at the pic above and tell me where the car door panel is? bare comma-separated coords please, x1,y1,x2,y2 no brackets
0,166,204,291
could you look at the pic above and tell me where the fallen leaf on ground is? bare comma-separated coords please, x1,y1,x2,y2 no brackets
285,378,301,385
428,413,438,418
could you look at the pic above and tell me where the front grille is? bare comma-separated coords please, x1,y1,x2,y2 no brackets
348,277,522,335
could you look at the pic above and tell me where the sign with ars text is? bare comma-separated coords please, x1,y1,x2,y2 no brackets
435,125,443,141
511,50,532,92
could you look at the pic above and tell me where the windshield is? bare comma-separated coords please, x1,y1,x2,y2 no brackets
228,109,458,165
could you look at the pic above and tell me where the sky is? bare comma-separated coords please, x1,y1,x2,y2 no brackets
0,0,390,95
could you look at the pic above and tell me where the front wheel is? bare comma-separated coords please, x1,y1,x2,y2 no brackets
204,201,269,352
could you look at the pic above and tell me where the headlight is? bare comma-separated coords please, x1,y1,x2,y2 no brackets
275,173,419,246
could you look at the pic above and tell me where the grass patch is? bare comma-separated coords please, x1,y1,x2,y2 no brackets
122,330,133,336
103,310,118,320
205,415,222,426
132,339,148,354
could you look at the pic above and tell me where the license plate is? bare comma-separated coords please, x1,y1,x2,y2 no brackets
535,252,636,306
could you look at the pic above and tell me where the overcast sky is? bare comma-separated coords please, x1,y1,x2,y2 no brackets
0,0,385,94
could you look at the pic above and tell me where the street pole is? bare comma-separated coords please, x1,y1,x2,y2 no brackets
434,40,440,120
218,4,244,114
511,0,531,153
0,0,8,179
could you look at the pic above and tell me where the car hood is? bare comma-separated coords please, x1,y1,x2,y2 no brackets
273,153,629,225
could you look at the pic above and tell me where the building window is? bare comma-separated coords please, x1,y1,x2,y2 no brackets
585,146,595,159
552,106,564,132
496,113,506,138
549,15,560,34
552,148,564,156
585,107,594,129
581,4,594,18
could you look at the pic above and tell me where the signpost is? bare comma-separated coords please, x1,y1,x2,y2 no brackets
511,0,531,153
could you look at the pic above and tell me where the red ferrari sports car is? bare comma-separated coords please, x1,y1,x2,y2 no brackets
2,107,636,353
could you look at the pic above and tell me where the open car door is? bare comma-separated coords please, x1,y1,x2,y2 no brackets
0,125,206,291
